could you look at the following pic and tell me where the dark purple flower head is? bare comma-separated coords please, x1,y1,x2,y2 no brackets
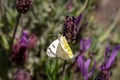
16,0,33,13
100,45,120,70
95,70,112,80
10,41,28,65
77,56,96,80
80,38,92,52
63,16,77,43
14,69,30,80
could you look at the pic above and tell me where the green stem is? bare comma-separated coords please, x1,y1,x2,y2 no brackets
62,60,67,80
76,0,88,16
10,13,21,52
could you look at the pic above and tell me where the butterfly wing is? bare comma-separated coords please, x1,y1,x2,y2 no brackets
46,39,59,57
57,35,73,59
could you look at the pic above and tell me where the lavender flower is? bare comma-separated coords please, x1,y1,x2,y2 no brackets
63,14,83,43
77,56,96,80
16,0,33,13
71,38,92,72
101,45,120,70
63,16,77,43
10,30,38,65
95,45,120,80
80,38,92,52
13,69,30,80
10,31,29,65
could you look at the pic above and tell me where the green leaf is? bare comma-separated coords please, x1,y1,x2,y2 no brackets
0,35,9,49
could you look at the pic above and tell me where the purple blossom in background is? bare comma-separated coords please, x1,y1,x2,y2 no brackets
100,45,120,70
14,69,30,80
28,33,38,49
80,38,92,52
77,56,96,80
10,30,29,65
10,30,38,65
95,45,120,80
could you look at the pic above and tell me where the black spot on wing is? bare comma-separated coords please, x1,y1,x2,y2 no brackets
52,44,55,48
48,48,56,56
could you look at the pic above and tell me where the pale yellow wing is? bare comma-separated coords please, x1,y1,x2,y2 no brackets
58,35,73,59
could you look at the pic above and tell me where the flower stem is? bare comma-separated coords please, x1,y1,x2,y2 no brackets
10,13,21,52
76,0,88,16
62,60,67,80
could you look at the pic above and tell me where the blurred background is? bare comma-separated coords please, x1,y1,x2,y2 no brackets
0,0,120,80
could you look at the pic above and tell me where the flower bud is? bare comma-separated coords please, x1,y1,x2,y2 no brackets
14,69,30,80
16,0,33,13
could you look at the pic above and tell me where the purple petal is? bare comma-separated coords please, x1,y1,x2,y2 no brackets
114,45,120,50
106,45,120,69
85,59,91,72
21,36,28,44
77,56,85,76
20,30,29,44
78,56,94,80
105,45,111,59
84,76,89,80
80,38,92,52
105,45,111,64
76,14,82,26
100,64,106,70
23,30,29,37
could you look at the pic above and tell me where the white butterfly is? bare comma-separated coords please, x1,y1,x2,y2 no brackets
46,35,73,60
